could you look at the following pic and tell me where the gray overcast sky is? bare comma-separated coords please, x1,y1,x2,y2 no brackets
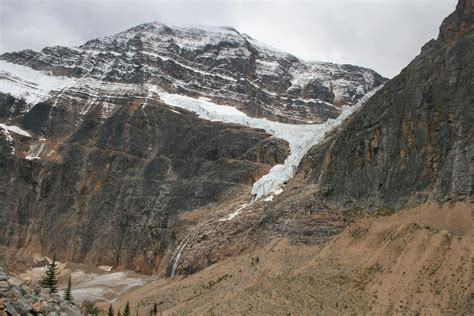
0,0,457,78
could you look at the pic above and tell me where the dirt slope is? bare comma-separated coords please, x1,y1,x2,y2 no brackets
109,202,472,315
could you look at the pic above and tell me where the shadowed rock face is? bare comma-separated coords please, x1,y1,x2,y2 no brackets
0,92,288,273
297,0,473,209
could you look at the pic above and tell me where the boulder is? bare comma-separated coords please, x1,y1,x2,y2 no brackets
7,276,23,287
32,300,46,313
0,273,8,281
12,300,32,314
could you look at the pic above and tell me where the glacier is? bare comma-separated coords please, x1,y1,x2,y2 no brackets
159,86,382,200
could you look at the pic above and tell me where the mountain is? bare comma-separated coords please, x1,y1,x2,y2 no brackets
0,22,385,124
102,1,474,292
146,0,472,277
112,1,473,313
0,0,472,314
170,0,473,269
0,22,384,274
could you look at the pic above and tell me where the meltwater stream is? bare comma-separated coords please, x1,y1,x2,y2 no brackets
171,237,191,277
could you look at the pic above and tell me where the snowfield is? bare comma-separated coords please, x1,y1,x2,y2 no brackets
0,60,76,105
0,123,31,137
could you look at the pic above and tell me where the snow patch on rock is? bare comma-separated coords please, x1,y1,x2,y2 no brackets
0,60,76,105
218,204,249,222
0,123,31,137
0,123,31,155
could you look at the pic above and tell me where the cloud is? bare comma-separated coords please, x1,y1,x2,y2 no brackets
0,0,457,77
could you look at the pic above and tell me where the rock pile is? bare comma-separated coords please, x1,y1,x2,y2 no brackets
0,267,81,316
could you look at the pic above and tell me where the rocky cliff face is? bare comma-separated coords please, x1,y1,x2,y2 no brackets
0,94,288,273
296,0,473,209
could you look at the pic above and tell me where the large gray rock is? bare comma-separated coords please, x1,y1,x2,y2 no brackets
0,271,81,316
13,299,32,314
7,276,23,287
62,303,82,316
0,273,8,281
2,302,16,315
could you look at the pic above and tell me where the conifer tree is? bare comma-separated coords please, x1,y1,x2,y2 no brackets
63,275,74,303
150,303,158,316
107,304,114,316
41,254,58,293
80,300,100,315
123,302,130,316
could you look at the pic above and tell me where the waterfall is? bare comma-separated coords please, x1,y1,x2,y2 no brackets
170,237,190,277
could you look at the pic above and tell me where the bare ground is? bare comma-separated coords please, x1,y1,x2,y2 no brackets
108,202,473,315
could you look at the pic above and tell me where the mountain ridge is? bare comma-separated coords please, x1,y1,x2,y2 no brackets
1,20,386,124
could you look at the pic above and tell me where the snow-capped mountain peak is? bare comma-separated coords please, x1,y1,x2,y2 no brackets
1,21,386,124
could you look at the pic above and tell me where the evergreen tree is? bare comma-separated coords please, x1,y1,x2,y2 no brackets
150,303,158,316
80,300,100,315
63,275,74,303
117,310,122,316
123,302,130,316
107,304,114,316
41,254,58,293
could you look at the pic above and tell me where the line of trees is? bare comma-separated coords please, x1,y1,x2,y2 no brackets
113,302,159,316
